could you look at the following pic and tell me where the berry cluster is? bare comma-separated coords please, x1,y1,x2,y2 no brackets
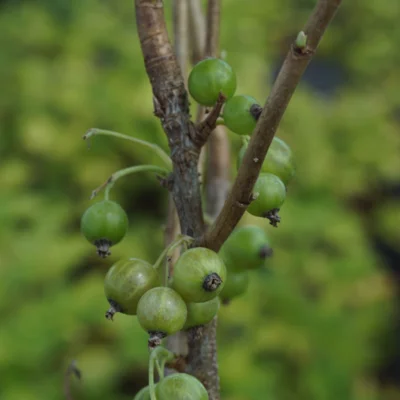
80,57,295,399
189,57,295,226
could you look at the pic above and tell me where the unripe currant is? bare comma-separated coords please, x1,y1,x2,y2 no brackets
219,225,272,271
237,136,295,185
188,58,236,106
81,200,128,257
134,385,153,400
184,297,220,329
172,248,227,303
247,173,286,227
222,95,259,135
220,271,249,303
137,287,187,344
104,258,160,320
156,373,209,400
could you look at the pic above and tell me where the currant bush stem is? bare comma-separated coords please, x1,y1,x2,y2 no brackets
90,165,169,200
148,346,175,399
83,128,173,169
148,352,157,400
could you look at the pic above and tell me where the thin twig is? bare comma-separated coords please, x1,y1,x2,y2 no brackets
200,0,342,252
83,128,172,169
90,165,169,200
63,360,81,400
193,92,226,147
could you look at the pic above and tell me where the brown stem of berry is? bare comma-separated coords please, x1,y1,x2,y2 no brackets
202,273,223,292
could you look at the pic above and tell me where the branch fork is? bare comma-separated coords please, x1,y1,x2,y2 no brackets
193,92,227,147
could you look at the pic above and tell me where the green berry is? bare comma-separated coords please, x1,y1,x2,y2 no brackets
222,95,259,135
188,58,236,106
220,271,249,302
137,287,187,337
156,373,208,400
184,297,220,329
104,258,160,320
237,137,295,185
81,200,128,258
219,225,272,271
247,173,286,227
172,248,227,303
134,385,153,400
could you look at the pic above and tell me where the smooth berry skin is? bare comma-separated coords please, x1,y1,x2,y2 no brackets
137,287,187,336
104,258,160,316
237,136,295,185
184,297,220,329
223,95,259,135
134,386,154,400
188,58,236,106
219,225,271,272
81,200,128,246
156,373,209,400
220,271,249,302
247,173,286,218
172,248,227,303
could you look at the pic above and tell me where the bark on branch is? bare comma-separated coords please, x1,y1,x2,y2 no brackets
200,0,342,252
135,0,204,237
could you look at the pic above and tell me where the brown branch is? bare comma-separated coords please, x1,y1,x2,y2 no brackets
205,0,221,57
173,0,189,81
184,2,227,400
193,92,226,147
188,0,206,64
200,0,342,252
135,0,204,237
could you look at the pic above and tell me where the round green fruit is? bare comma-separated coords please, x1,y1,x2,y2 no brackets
134,385,153,400
137,287,187,337
184,297,220,329
104,258,160,320
81,200,128,258
237,137,295,185
220,271,249,303
188,58,236,106
247,173,286,226
222,95,259,135
219,225,272,271
172,248,227,303
156,373,208,400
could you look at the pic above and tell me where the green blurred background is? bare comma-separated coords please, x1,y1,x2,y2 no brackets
1,0,400,399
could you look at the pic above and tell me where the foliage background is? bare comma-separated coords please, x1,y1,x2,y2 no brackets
1,1,399,399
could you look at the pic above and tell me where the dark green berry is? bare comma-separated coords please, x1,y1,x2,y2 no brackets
247,173,286,226
223,95,259,135
172,248,227,303
219,225,272,271
81,200,128,257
